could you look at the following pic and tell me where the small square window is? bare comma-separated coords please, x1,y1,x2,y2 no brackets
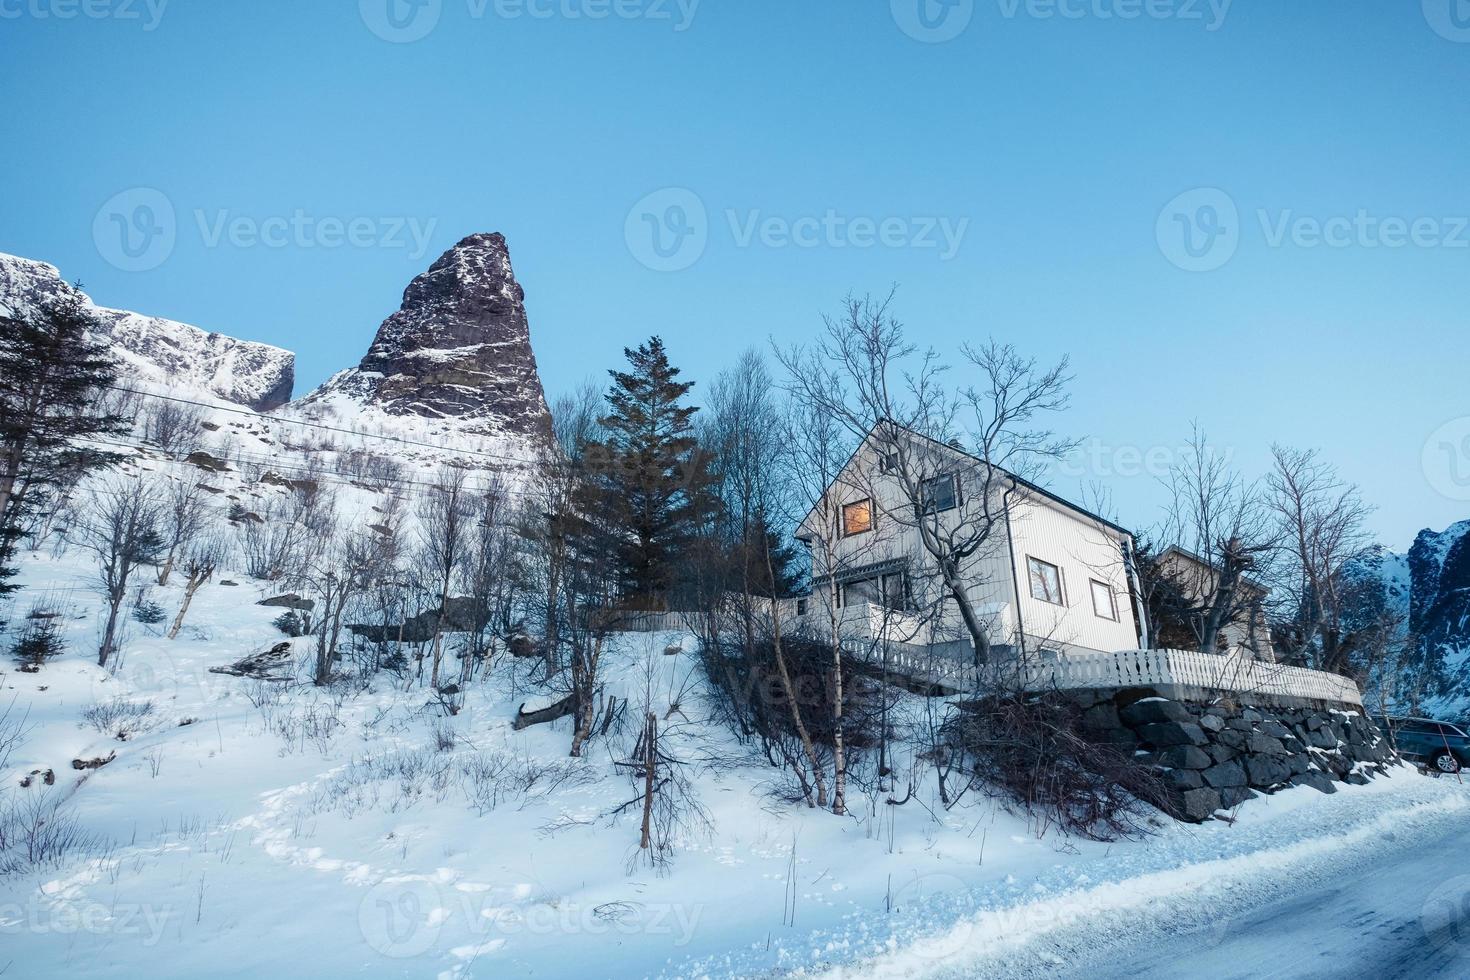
842,499,873,536
1027,557,1064,605
920,473,958,513
1090,579,1118,621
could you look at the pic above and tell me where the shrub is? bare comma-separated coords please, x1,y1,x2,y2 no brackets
10,614,65,670
132,600,166,625
947,693,1172,842
273,611,306,637
82,698,157,739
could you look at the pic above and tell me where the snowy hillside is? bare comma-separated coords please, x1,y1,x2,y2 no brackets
2,542,1467,979
0,252,295,412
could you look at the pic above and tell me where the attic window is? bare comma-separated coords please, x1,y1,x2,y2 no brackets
921,473,958,513
842,499,873,537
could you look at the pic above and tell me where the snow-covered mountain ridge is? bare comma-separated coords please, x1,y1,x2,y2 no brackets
0,252,295,412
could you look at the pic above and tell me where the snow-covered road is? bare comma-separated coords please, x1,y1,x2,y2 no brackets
1060,808,1470,980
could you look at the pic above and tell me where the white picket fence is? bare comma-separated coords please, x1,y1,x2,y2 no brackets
865,644,1362,707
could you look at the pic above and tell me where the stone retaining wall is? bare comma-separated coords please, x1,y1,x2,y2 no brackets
1071,688,1395,822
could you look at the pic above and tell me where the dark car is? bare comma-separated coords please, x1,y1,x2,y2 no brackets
1377,717,1470,775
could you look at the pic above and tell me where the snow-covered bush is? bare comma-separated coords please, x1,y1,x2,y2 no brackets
81,698,157,740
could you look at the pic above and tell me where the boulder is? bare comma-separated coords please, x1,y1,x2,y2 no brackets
257,593,315,612
1290,771,1338,794
1245,756,1292,788
1136,722,1208,747
1165,769,1204,791
1219,786,1254,809
1157,745,1212,770
1202,761,1248,788
1120,698,1193,726
1171,787,1223,822
1198,713,1225,733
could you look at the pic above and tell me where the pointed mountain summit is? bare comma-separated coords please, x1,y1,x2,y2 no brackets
298,233,553,450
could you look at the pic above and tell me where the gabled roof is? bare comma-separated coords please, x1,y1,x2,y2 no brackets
1157,544,1270,596
796,420,1134,540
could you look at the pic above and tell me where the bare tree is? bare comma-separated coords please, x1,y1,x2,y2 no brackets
140,398,205,455
166,536,228,639
458,479,513,691
418,467,474,689
1266,445,1374,674
299,519,378,687
75,477,163,666
1153,425,1277,655
779,294,1076,666
156,477,209,586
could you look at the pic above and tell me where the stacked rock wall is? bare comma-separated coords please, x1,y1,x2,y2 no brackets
1071,689,1395,822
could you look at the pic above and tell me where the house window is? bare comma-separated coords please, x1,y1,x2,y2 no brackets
841,499,873,537
841,573,910,612
920,473,958,513
878,452,900,475
1090,579,1118,621
1027,557,1065,605
796,598,808,616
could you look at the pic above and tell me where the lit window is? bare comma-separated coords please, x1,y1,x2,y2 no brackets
1027,557,1064,605
1090,579,1118,621
842,499,873,536
920,473,958,513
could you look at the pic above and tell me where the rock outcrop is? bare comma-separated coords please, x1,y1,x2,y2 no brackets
0,251,295,411
296,233,553,446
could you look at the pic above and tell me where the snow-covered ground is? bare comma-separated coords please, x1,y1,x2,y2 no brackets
1,546,1467,979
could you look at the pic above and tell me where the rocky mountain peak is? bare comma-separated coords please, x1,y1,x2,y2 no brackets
0,251,295,412
299,233,552,444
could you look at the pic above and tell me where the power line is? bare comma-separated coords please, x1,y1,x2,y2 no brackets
104,383,552,467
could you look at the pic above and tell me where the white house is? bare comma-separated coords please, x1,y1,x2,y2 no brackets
793,424,1146,664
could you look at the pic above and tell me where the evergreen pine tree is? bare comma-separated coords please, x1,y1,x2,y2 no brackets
0,292,129,600
581,337,719,608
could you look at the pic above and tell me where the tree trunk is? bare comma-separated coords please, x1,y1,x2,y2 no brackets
639,712,656,850
98,598,122,667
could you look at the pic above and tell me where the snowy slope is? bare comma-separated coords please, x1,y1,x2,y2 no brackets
1,533,1466,978
0,252,295,412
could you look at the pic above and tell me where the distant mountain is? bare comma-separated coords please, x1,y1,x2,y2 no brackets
294,233,553,457
0,252,295,412
1358,521,1470,719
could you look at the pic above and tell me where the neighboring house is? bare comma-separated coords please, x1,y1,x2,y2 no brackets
793,425,1144,662
1151,545,1276,662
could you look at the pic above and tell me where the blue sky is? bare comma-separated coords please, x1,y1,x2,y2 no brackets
2,0,1467,549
